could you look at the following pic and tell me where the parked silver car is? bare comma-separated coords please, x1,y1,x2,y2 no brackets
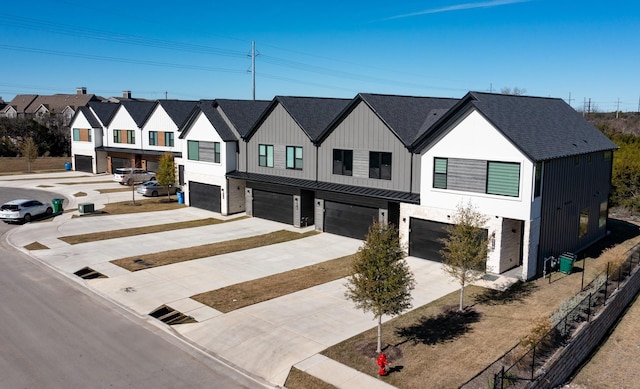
136,180,180,197
113,168,155,186
0,199,53,223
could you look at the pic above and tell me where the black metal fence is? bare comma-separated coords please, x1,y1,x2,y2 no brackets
479,247,640,389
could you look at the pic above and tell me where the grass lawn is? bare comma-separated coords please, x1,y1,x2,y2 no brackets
193,254,355,313
112,230,319,271
280,219,640,389
24,242,49,250
72,198,185,218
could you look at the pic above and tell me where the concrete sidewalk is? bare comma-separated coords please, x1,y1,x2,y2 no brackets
3,173,518,388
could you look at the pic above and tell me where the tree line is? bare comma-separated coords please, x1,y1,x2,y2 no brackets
0,117,70,157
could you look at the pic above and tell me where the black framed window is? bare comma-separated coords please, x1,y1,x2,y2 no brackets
369,151,391,180
259,144,274,167
286,146,303,170
333,149,353,176
433,157,448,189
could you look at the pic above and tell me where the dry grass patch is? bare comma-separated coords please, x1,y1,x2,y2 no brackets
96,187,135,194
319,219,640,389
112,230,318,271
0,157,69,175
193,254,355,312
24,241,49,250
60,217,237,244
74,192,87,197
36,184,54,188
284,367,337,389
59,180,115,185
71,198,185,218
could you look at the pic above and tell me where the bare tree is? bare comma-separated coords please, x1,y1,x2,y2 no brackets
20,137,38,173
501,87,527,96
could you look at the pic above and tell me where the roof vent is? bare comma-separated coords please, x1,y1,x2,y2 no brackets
122,90,132,99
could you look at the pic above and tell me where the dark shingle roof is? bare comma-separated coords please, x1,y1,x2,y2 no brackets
120,100,156,127
413,92,617,161
157,100,199,129
468,92,617,161
88,101,120,126
75,106,101,128
247,96,351,142
197,100,237,142
214,99,271,138
356,94,458,145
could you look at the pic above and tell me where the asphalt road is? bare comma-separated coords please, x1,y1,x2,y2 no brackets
0,187,258,388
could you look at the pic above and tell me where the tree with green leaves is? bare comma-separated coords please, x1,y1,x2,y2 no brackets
156,153,176,201
344,221,415,353
440,201,489,311
20,137,39,173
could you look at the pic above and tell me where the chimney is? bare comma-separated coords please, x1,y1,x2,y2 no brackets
122,90,132,99
76,87,87,95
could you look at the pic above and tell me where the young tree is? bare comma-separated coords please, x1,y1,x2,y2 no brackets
344,221,415,353
440,201,490,311
156,153,176,201
20,137,39,173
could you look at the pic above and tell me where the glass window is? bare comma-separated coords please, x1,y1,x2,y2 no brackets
433,158,448,189
149,131,158,146
259,144,274,167
165,132,174,147
286,146,303,170
188,140,199,160
127,130,135,144
579,208,589,238
599,201,607,229
73,128,80,141
369,151,392,180
113,130,121,143
214,142,221,164
333,149,353,176
534,161,542,197
486,161,520,197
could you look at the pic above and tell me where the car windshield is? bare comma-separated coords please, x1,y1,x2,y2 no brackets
1,204,19,211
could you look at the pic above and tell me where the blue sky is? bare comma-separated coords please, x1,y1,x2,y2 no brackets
1,0,639,111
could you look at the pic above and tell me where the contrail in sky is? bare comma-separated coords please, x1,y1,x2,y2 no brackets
382,0,530,21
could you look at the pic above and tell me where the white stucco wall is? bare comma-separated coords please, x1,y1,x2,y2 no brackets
142,105,181,154
106,106,142,150
70,112,101,173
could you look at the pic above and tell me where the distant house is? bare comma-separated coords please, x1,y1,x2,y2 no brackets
1,94,38,119
403,92,617,280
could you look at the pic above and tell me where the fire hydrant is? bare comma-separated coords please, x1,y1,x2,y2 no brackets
377,353,389,376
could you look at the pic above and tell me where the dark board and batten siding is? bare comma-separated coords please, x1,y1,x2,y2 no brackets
537,152,613,275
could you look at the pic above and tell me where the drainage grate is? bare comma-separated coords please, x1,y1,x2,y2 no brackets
74,267,107,279
149,305,197,325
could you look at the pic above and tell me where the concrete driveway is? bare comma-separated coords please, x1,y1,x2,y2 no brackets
3,173,463,388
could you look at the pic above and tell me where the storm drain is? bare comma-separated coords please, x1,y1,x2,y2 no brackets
74,267,107,279
149,305,197,325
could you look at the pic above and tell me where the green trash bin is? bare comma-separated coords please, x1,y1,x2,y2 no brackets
52,198,63,213
559,253,575,275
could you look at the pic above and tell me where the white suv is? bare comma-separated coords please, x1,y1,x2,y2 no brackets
113,168,155,186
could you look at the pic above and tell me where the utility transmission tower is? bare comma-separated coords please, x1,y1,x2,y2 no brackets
248,41,260,101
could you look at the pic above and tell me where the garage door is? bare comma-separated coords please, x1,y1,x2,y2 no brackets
409,218,450,262
252,190,293,224
189,181,221,213
74,155,93,173
324,201,378,240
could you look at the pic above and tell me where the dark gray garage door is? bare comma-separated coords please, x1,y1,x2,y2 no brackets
324,201,378,240
74,155,93,173
409,218,450,262
189,181,221,213
252,190,293,224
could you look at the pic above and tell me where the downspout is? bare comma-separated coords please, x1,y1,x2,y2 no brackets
409,151,414,194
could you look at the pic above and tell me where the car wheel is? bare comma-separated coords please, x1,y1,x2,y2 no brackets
151,191,158,197
23,214,31,223
119,182,124,185
127,178,133,186
46,207,53,216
